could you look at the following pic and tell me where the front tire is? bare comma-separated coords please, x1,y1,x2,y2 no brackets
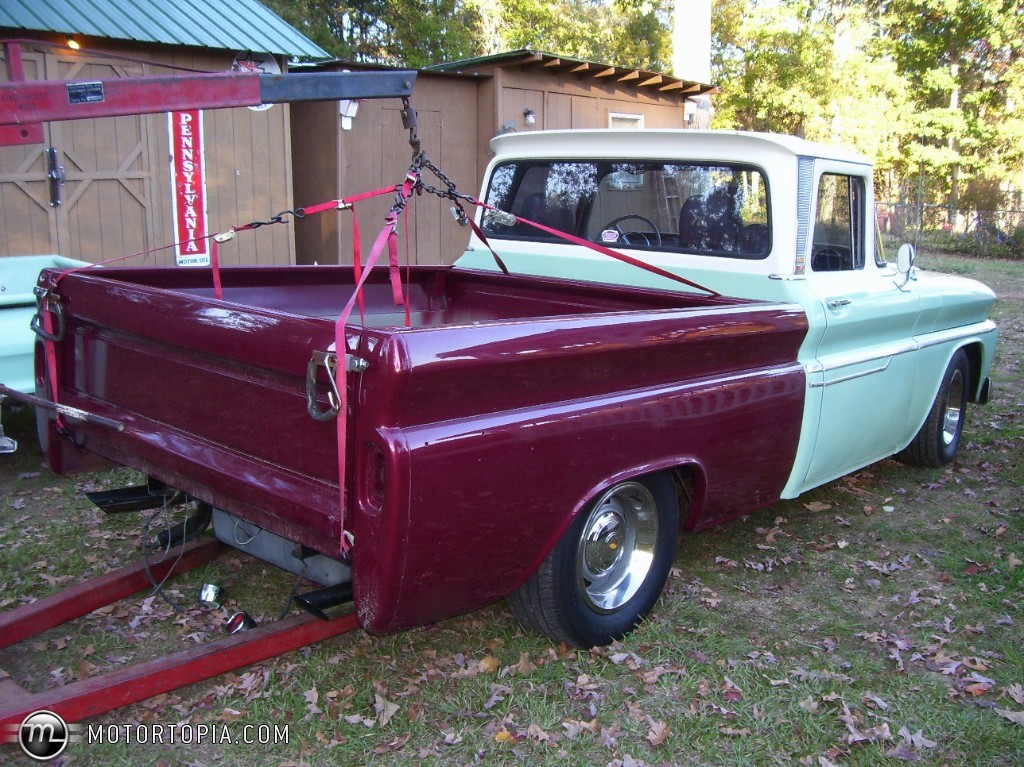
897,349,970,467
507,473,679,647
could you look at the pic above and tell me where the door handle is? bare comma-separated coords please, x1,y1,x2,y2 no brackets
827,297,852,309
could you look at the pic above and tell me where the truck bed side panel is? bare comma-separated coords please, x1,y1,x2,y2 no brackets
347,306,807,633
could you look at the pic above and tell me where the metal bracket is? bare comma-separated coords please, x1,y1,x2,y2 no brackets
30,286,65,342
305,351,368,422
306,350,341,422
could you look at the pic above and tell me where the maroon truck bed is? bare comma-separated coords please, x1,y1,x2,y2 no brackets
36,264,808,633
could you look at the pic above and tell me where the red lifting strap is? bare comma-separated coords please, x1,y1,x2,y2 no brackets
332,171,419,556
473,201,719,297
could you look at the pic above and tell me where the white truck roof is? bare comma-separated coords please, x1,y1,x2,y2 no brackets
489,129,872,167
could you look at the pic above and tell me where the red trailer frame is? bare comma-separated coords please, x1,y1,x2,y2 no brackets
0,41,411,725
0,539,359,728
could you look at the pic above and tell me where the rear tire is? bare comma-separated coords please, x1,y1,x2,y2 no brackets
507,473,679,647
897,349,970,467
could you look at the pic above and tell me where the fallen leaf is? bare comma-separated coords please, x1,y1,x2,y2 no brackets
526,723,551,742
964,681,993,697
719,726,751,736
804,501,832,512
478,655,501,674
995,708,1024,726
862,692,889,710
721,677,744,703
494,727,515,744
885,743,922,761
372,732,411,754
897,726,937,749
484,683,511,710
516,652,536,674
1002,683,1024,705
374,693,400,727
562,718,600,739
646,717,670,746
303,687,322,717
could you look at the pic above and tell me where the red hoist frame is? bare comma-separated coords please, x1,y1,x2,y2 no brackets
0,39,417,728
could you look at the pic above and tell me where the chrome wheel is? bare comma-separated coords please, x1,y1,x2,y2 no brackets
576,482,659,613
942,367,965,446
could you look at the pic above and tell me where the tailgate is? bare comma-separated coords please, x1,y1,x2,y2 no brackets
38,268,346,557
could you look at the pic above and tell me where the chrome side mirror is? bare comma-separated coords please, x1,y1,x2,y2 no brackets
897,243,916,274
895,243,916,289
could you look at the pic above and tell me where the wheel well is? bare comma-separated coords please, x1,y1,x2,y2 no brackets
960,343,984,403
667,464,704,531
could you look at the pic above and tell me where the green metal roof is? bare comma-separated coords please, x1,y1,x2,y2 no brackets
0,0,329,59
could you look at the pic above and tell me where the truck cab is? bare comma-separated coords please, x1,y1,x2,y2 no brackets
457,130,997,498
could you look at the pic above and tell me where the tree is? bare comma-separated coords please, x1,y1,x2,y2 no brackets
263,0,482,66
711,0,836,137
867,0,1024,221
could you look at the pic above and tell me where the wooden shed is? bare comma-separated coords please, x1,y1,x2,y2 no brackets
291,50,716,268
0,0,327,266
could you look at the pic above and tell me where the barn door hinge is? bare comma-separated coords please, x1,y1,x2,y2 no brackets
46,146,66,207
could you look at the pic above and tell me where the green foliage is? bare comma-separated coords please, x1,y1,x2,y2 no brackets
264,0,674,71
711,0,1023,238
711,0,836,137
262,0,482,66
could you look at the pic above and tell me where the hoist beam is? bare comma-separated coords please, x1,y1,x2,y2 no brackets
0,40,415,146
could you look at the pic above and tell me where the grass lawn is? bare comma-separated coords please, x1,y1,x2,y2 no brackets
0,252,1020,766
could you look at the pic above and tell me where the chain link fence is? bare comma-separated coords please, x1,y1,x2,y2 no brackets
877,200,1024,258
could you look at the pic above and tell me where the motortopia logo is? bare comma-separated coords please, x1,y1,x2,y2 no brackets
14,710,80,760
86,722,289,745
2,713,288,759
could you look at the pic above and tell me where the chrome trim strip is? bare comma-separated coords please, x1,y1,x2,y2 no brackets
804,320,997,388
808,359,892,387
917,319,997,349
793,157,814,277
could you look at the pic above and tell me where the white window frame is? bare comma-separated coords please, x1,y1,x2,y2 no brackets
608,112,644,130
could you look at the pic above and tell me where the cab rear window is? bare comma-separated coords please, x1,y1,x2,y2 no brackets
482,160,771,260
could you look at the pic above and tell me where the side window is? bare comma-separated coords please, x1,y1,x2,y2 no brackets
811,173,865,271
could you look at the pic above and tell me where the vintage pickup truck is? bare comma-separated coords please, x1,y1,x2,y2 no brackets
21,130,997,648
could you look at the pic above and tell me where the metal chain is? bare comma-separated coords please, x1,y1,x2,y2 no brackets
240,208,307,230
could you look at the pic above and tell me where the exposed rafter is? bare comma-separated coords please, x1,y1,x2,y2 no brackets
427,50,716,101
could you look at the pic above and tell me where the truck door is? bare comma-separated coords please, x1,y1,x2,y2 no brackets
800,163,921,491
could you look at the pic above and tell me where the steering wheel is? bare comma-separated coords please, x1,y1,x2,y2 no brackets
602,214,662,247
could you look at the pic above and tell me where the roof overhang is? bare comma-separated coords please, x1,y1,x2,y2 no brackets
428,50,717,100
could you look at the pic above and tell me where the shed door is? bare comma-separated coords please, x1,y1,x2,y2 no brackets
0,50,154,262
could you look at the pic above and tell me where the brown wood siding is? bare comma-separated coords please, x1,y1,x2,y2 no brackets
292,72,479,267
494,65,686,134
141,47,295,268
291,100,341,266
1,38,295,267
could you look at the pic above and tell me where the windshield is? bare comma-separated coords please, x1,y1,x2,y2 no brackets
482,160,771,260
